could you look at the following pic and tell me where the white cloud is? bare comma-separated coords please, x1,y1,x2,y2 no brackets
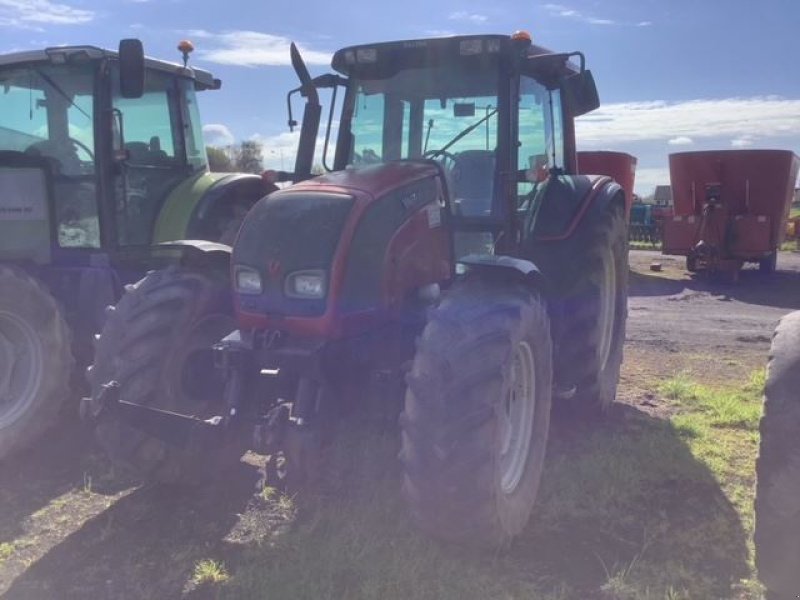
577,96,800,146
731,135,755,148
448,11,487,23
203,123,235,147
424,29,457,37
188,30,331,67
637,21,653,27
543,3,615,25
0,0,93,28
634,167,670,195
668,136,693,146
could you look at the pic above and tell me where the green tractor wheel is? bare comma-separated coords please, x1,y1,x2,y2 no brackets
0,265,74,460
89,266,237,483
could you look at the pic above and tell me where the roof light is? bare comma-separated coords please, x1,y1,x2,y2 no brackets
178,39,194,67
511,30,533,42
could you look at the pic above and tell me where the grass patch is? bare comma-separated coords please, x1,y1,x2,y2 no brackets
192,559,230,585
629,240,662,251
0,543,15,564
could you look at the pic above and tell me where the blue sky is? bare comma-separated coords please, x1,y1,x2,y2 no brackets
1,0,799,194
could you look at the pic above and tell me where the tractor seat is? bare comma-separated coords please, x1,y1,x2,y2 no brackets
450,150,495,217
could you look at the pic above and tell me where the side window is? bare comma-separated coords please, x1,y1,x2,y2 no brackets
349,91,384,165
180,79,207,171
112,69,186,246
113,72,179,164
517,76,564,202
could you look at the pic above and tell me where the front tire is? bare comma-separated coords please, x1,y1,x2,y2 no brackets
89,267,235,484
0,266,73,460
400,279,552,547
755,311,800,598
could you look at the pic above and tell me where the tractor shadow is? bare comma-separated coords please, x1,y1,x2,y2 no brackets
174,403,750,600
514,404,751,598
0,412,114,548
1,459,262,600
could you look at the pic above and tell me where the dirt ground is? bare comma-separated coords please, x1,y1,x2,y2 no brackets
1,249,799,599
621,249,800,410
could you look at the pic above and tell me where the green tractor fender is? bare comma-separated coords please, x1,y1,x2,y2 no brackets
153,171,269,245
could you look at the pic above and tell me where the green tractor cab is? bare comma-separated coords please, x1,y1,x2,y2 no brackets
0,40,270,460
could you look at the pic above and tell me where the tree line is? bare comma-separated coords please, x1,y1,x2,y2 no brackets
206,140,264,173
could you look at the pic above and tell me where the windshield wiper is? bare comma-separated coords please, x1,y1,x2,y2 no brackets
427,108,498,158
34,68,91,121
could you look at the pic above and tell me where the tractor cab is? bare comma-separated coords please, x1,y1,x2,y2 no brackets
290,33,599,255
0,42,220,259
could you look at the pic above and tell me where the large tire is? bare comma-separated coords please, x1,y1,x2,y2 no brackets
400,279,552,547
556,202,628,414
88,267,235,483
0,266,73,459
755,311,800,599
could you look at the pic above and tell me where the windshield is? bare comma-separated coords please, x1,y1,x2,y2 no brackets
347,65,499,218
0,63,94,172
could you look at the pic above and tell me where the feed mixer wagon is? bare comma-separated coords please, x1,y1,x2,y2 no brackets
662,149,799,276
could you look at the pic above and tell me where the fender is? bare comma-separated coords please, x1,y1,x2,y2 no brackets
153,172,270,244
527,174,624,243
458,253,545,289
185,173,272,241
154,239,232,271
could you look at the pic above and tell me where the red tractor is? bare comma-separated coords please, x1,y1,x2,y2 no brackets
85,32,629,547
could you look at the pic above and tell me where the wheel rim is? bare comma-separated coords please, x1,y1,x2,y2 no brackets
499,340,536,495
597,247,617,372
0,311,43,428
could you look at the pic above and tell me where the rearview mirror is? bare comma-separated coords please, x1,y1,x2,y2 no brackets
454,103,475,117
561,69,599,117
119,39,145,99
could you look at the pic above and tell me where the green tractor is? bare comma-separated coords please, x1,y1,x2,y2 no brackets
0,40,270,459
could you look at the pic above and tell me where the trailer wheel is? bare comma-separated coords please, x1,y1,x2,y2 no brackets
557,201,628,414
759,251,777,275
0,266,74,460
401,279,552,547
755,311,800,599
89,267,235,484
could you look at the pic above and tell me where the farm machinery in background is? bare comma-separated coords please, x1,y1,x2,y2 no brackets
0,40,272,460
662,150,799,276
629,185,673,245
85,32,632,547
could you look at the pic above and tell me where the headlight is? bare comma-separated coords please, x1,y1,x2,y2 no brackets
235,266,262,294
285,270,326,299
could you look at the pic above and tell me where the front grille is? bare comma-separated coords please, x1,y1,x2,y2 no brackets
234,191,354,317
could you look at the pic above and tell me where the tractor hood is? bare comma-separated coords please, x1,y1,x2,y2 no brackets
232,160,449,337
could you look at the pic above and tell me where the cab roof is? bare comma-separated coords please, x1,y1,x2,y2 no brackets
331,34,579,88
0,45,219,90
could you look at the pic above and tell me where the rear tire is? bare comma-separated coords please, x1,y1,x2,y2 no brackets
0,266,73,460
556,202,628,414
89,267,235,484
755,311,800,598
400,279,552,547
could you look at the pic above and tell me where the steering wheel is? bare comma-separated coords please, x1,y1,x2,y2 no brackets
423,149,459,172
70,137,94,162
